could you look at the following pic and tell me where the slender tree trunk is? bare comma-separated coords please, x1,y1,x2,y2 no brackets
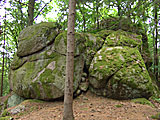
1,27,5,97
126,1,132,19
0,4,6,96
77,1,86,32
117,0,122,29
154,1,158,81
116,0,121,16
96,0,99,29
152,28,155,73
28,0,35,26
63,0,76,120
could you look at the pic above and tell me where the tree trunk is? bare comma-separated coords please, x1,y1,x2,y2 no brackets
77,1,86,32
117,0,121,16
154,1,158,81
1,27,5,97
63,0,76,120
28,0,35,26
96,0,99,29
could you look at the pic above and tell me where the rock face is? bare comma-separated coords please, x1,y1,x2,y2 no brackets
9,22,103,100
17,22,59,57
9,22,159,101
89,30,158,99
7,94,25,108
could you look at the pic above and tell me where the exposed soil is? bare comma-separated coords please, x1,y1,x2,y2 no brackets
9,92,160,120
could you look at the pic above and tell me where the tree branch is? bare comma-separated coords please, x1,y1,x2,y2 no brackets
33,0,53,20
14,0,28,6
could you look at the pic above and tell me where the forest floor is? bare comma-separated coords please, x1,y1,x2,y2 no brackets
7,91,160,120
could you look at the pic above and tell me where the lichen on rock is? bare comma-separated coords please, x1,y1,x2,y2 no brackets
10,32,85,100
17,22,60,57
89,46,158,99
9,22,104,100
9,22,159,101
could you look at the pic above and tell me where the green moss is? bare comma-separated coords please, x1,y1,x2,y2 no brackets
42,84,53,98
131,98,154,107
39,68,54,83
0,116,13,120
105,30,142,49
90,47,142,81
3,98,8,110
95,30,114,39
150,97,160,104
115,104,123,108
10,54,27,70
151,112,160,119
89,45,158,99
44,49,59,59
54,31,67,47
30,83,41,98
19,22,58,42
26,99,44,103
54,31,88,56
1,109,10,117
98,17,145,35
17,22,59,57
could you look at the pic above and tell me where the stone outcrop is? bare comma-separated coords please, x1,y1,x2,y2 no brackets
9,22,103,100
89,46,156,99
89,30,159,99
9,22,159,101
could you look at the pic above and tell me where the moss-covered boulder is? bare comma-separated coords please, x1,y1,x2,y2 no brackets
97,17,152,70
9,22,158,101
17,22,59,57
105,30,142,48
9,22,103,100
89,46,158,99
10,36,83,100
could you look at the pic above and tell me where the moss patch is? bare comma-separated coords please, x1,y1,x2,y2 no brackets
105,30,142,49
89,46,157,99
1,109,10,117
115,104,123,108
131,98,154,107
17,22,59,57
151,112,160,119
0,116,13,120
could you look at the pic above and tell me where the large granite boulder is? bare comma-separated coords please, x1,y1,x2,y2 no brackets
89,30,159,99
97,17,152,70
9,22,159,101
17,22,59,57
9,22,103,100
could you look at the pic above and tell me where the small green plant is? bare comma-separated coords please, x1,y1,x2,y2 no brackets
131,98,155,108
0,116,13,120
151,112,160,119
153,98,160,104
115,104,123,108
1,109,10,117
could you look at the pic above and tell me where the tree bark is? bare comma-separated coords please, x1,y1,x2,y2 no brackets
96,0,99,29
77,1,86,32
116,0,121,16
63,0,76,120
28,0,35,26
1,27,5,97
154,0,158,81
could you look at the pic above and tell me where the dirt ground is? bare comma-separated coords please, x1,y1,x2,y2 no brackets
9,92,160,120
